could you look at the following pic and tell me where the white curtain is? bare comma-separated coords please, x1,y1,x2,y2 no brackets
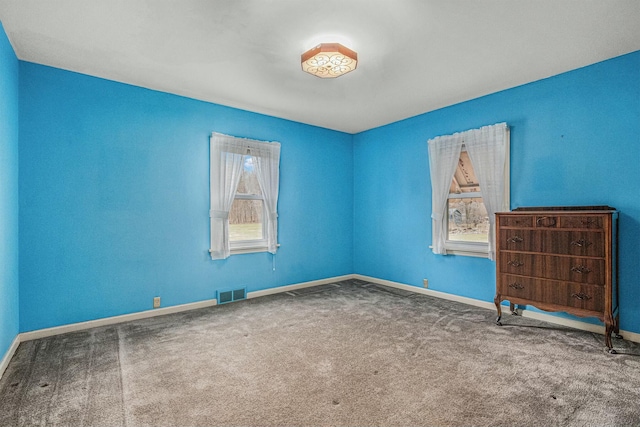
209,133,281,260
210,134,245,260
428,133,464,255
465,123,508,260
252,142,281,254
427,122,508,259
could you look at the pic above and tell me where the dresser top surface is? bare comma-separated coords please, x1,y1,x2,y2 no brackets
503,206,617,215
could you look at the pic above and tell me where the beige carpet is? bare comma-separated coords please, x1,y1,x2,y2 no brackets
1,279,640,426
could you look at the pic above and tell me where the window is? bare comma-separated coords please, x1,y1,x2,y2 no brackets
209,133,280,260
229,156,266,250
428,123,509,259
445,148,492,254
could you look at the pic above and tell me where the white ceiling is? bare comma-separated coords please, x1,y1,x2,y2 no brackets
1,0,639,134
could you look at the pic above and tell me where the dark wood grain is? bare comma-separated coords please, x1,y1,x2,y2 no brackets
499,229,604,257
500,215,534,227
560,215,604,229
495,207,618,352
499,253,605,284
500,274,605,312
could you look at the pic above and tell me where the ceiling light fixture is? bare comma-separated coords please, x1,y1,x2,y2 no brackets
301,43,358,79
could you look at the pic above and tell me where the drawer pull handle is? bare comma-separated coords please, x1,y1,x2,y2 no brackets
570,239,592,248
507,236,523,243
536,216,556,227
581,219,597,227
571,265,592,274
508,283,524,290
571,292,592,301
507,260,524,267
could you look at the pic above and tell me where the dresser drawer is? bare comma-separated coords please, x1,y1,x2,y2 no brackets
499,275,604,312
499,215,533,228
499,253,605,284
559,215,604,230
534,215,559,228
500,230,605,257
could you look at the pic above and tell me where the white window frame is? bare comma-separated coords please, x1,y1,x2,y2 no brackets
431,129,510,258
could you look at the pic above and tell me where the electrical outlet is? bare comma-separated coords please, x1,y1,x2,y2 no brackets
423,279,429,288
153,296,161,309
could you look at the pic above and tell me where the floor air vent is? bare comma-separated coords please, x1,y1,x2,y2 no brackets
217,288,247,304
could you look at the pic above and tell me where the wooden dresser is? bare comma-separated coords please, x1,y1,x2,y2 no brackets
494,206,619,352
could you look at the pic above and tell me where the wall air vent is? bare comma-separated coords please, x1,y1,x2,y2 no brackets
217,287,247,304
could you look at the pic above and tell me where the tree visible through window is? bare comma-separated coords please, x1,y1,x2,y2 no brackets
229,156,265,242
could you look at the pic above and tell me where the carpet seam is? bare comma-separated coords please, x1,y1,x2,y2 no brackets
118,325,130,427
80,331,96,427
16,340,40,426
45,336,65,427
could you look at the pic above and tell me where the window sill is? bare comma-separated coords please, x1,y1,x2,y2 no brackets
444,248,489,258
228,243,280,255
231,246,269,255
442,241,489,258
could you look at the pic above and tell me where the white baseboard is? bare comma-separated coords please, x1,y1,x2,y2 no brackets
5,273,638,374
0,335,21,380
18,274,356,343
20,298,219,342
354,274,497,309
354,274,640,344
247,274,355,299
0,275,354,378
619,328,640,344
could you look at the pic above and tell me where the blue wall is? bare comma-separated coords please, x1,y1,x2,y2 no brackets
0,23,20,358
354,51,640,334
18,63,354,332
13,44,640,336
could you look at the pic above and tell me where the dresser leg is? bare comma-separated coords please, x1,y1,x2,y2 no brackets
613,314,622,339
494,295,503,326
509,302,518,316
605,321,616,353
